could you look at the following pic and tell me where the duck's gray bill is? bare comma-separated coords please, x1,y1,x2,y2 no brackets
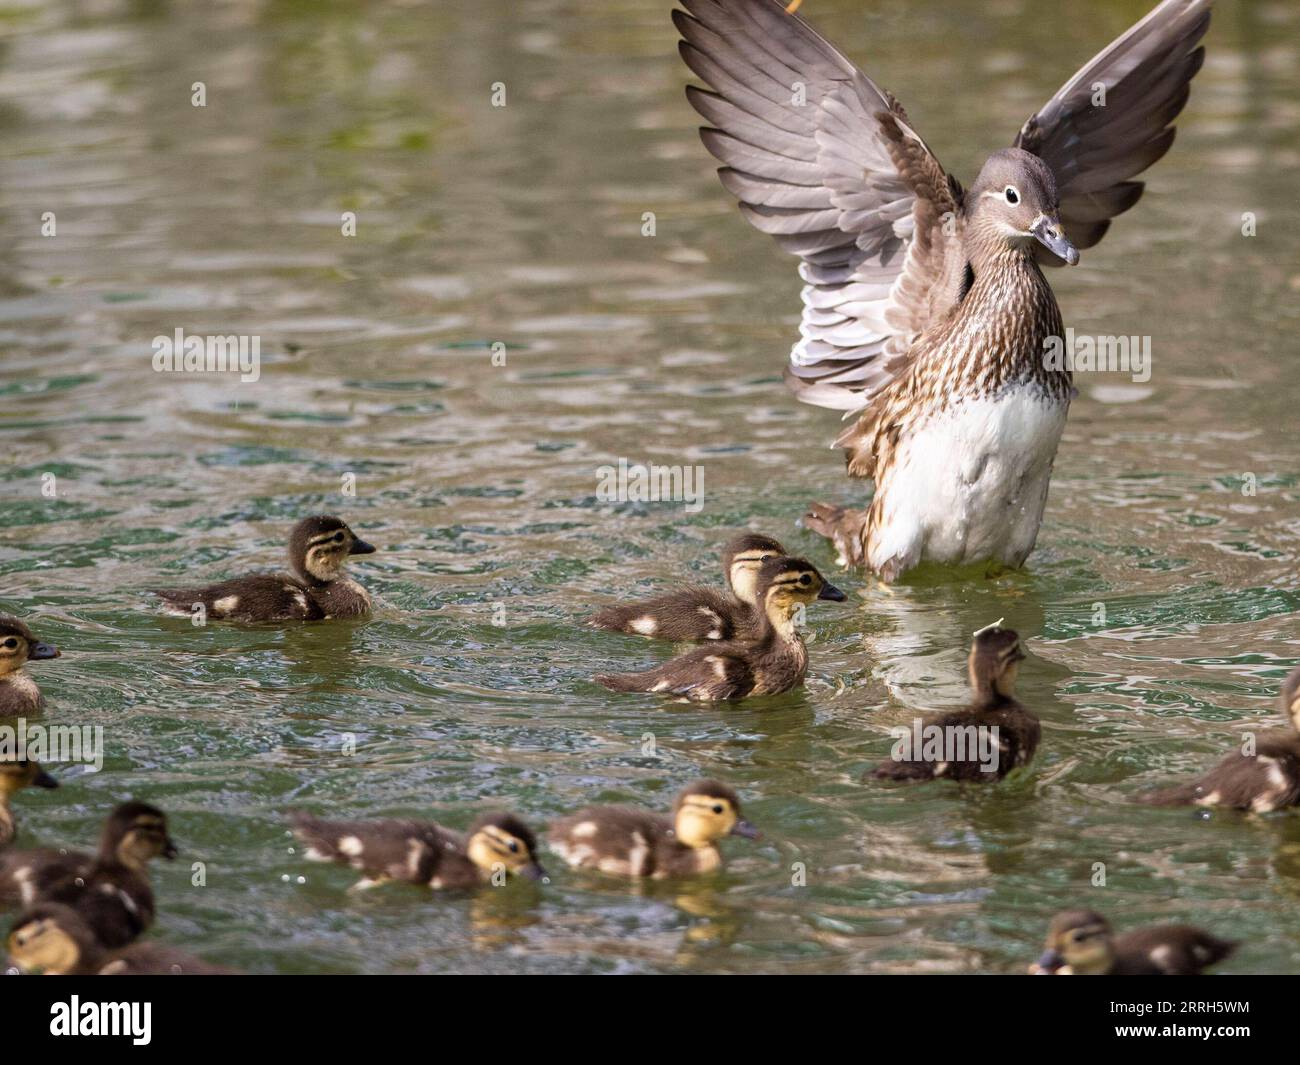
1030,217,1079,265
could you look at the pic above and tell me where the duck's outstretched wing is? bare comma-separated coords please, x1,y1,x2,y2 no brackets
1014,0,1211,266
676,0,966,413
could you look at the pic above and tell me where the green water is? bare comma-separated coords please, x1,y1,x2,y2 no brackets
1,0,1297,974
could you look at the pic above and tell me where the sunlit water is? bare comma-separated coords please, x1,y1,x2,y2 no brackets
1,0,1297,974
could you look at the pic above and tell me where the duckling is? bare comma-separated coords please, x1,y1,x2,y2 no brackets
590,533,786,642
1140,665,1300,812
154,515,376,622
595,556,845,701
7,903,238,975
0,759,58,849
1030,909,1236,975
869,625,1039,782
0,616,61,715
289,810,545,890
0,801,177,948
549,779,758,879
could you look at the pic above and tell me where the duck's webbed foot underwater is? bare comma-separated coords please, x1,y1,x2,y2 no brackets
801,502,870,569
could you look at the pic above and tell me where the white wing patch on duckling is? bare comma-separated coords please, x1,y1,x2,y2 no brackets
630,616,658,636
1248,757,1290,812
550,838,596,867
406,839,424,878
338,835,364,858
697,607,724,640
212,595,240,616
627,832,649,878
569,821,598,839
1149,945,1175,972
14,866,35,906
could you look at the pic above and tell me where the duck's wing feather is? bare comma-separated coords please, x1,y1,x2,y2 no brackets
1014,0,1211,265
676,0,966,413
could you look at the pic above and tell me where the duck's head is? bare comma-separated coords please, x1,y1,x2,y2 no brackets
968,623,1026,699
967,148,1078,266
288,515,376,585
673,779,759,848
0,616,59,676
6,903,97,975
755,556,846,624
722,534,786,606
1282,665,1300,731
0,758,58,799
103,801,178,870
1030,910,1115,975
465,812,547,882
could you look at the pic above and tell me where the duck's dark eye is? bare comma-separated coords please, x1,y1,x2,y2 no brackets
1004,185,1020,204
712,804,723,814
798,574,812,586
332,532,345,542
1,639,16,650
507,840,519,853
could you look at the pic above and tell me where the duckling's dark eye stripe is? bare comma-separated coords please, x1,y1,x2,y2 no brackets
483,828,523,855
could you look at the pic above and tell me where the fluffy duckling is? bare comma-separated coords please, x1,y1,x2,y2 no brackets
290,810,546,890
0,616,60,715
870,625,1039,782
1140,665,1300,812
549,779,758,879
154,515,376,622
7,903,238,975
1030,909,1236,976
595,556,845,701
0,759,58,849
590,533,786,642
0,801,177,948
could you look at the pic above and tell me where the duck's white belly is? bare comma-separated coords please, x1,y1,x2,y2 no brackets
869,388,1068,572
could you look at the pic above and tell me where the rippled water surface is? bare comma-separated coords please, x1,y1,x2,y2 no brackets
1,0,1298,974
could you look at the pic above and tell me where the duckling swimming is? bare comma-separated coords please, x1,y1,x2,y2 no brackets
677,0,1210,580
7,902,238,975
0,801,177,949
154,515,376,622
0,617,60,715
1030,909,1236,975
595,556,845,701
290,810,545,890
869,625,1038,782
590,533,785,642
1140,664,1300,812
0,759,57,849
549,779,758,879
